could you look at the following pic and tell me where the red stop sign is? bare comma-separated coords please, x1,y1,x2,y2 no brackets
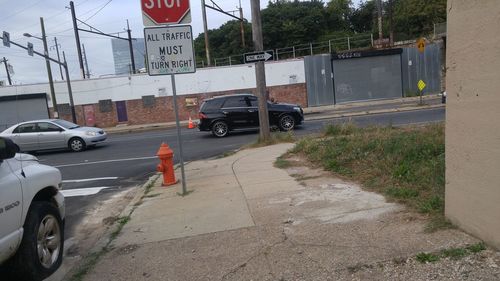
142,0,191,25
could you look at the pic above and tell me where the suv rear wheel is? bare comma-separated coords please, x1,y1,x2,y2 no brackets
278,114,295,131
9,201,64,281
212,121,229,137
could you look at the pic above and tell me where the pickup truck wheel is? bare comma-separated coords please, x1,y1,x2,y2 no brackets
10,202,64,281
69,137,86,152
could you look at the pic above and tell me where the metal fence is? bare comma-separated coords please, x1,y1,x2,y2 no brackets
434,22,446,37
198,33,373,68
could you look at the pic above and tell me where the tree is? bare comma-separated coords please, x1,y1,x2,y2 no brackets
350,0,376,33
393,0,447,40
194,20,253,64
325,0,353,32
261,0,327,49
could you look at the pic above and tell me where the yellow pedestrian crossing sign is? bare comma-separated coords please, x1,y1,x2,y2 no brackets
418,80,426,91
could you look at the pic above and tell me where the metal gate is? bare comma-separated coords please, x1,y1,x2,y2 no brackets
304,54,335,107
332,49,403,104
305,49,404,106
0,93,49,131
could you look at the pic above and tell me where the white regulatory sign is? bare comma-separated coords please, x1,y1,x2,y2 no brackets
144,25,196,75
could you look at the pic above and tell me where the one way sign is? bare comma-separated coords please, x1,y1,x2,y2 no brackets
244,50,274,63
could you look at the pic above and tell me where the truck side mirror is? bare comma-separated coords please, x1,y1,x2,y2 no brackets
0,137,19,160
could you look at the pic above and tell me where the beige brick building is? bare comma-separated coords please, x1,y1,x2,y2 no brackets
445,0,500,249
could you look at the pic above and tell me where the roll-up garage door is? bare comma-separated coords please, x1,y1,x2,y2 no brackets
332,49,403,104
0,93,49,131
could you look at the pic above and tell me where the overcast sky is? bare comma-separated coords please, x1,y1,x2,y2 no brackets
0,0,362,85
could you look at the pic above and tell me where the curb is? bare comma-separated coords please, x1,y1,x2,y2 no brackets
302,95,441,114
305,104,445,121
62,174,160,281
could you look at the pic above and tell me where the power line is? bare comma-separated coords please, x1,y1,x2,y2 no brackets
82,0,113,22
0,0,44,24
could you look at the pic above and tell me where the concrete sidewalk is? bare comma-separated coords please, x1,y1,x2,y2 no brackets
79,144,499,281
103,95,444,134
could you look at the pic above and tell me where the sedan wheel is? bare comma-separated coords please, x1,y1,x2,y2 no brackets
212,121,229,137
69,137,86,152
279,114,295,131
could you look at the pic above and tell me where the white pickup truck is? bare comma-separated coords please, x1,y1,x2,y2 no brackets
0,137,65,281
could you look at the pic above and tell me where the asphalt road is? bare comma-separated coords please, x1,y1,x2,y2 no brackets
35,107,445,240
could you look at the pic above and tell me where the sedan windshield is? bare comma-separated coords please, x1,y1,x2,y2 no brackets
52,119,80,129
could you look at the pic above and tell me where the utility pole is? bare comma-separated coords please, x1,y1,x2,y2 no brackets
52,37,64,80
70,1,85,79
41,17,58,118
82,43,90,78
1,57,12,85
62,51,77,123
239,0,245,48
201,0,211,66
376,0,383,39
250,0,270,141
389,0,394,45
127,19,136,74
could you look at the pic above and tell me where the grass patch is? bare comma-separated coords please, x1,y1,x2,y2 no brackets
441,247,468,260
110,216,130,240
249,131,295,148
416,242,486,264
424,215,455,233
143,193,161,198
467,242,486,253
274,156,292,169
416,252,440,263
290,122,447,228
68,248,110,281
217,150,237,158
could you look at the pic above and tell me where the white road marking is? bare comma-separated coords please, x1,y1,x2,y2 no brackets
54,156,157,168
61,187,115,197
62,177,119,183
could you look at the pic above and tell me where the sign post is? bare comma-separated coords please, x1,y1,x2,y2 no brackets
418,79,426,105
142,0,194,196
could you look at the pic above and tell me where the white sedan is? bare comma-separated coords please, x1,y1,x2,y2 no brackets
0,119,107,152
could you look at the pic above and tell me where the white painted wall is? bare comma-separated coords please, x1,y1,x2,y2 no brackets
0,59,305,107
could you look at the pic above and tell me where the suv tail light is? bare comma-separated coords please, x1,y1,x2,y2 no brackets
199,112,208,119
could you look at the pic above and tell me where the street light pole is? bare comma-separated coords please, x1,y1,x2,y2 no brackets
40,17,58,118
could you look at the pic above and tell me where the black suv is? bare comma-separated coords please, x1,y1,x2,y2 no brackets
198,94,304,137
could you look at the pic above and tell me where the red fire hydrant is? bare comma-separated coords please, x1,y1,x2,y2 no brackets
156,143,176,186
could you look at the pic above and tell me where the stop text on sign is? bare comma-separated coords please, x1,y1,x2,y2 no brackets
141,0,191,25
144,25,196,75
144,0,181,9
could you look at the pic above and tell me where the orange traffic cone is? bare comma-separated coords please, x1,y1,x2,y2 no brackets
188,116,195,129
